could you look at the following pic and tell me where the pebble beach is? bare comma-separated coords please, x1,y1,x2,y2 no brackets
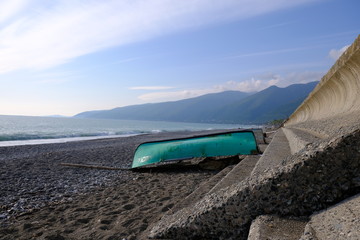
0,131,221,240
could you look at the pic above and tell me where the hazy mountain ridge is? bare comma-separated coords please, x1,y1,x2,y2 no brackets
75,82,318,124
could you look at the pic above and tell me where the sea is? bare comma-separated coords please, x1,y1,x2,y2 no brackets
0,115,259,147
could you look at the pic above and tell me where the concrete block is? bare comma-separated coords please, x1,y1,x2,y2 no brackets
149,129,360,240
300,194,360,240
209,155,260,194
247,215,307,240
282,127,323,154
251,129,291,177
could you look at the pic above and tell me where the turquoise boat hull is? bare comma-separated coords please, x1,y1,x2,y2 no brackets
132,130,258,168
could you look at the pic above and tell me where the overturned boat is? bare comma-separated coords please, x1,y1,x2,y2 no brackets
131,130,259,169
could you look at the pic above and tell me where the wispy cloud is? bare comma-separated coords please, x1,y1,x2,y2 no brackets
35,78,70,84
225,47,307,59
34,70,79,84
309,30,360,41
329,45,350,60
224,44,330,60
0,0,319,74
137,88,226,102
217,71,323,92
130,86,175,90
0,0,28,24
259,21,295,30
113,56,146,65
137,71,323,102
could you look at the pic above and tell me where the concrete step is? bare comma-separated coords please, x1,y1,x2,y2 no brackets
252,128,267,144
247,215,307,240
251,129,291,177
247,194,360,240
149,129,360,239
168,164,236,214
208,155,260,194
167,155,261,214
282,127,324,154
299,193,360,240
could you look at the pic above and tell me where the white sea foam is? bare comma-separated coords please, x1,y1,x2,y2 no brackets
0,134,140,147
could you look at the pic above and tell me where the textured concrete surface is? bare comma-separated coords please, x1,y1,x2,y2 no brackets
252,128,266,144
149,129,360,239
247,215,307,240
251,128,290,177
285,35,360,126
169,164,236,214
287,110,360,139
209,155,260,194
299,194,360,240
282,127,323,154
145,155,260,239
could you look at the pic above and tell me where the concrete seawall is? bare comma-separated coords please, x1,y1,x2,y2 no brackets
285,35,360,126
148,35,360,239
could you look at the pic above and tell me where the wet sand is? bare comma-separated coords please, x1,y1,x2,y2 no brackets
0,131,222,240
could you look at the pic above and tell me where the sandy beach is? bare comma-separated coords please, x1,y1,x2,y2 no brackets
0,131,223,240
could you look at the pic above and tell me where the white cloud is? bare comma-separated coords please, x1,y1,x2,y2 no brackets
129,86,174,90
138,88,217,102
137,71,323,102
0,0,28,24
214,71,322,93
33,70,79,84
35,78,71,84
279,71,323,85
0,0,319,74
224,44,332,60
223,78,276,92
329,45,350,60
115,57,144,64
259,21,295,30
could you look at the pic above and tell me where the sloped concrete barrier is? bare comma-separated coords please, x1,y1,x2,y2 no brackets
149,129,360,239
285,35,360,126
149,35,360,239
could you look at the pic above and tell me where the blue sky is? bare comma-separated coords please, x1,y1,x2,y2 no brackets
0,0,359,116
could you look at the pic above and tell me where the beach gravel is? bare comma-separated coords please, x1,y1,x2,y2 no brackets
0,131,219,239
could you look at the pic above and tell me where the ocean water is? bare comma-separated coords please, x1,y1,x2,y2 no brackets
0,115,258,146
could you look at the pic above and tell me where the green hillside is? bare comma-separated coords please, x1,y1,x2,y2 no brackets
75,82,318,124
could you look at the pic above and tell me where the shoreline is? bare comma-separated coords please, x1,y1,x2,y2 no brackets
0,125,256,148
0,133,143,147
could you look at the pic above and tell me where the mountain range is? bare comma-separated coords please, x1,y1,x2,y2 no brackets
75,81,318,124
